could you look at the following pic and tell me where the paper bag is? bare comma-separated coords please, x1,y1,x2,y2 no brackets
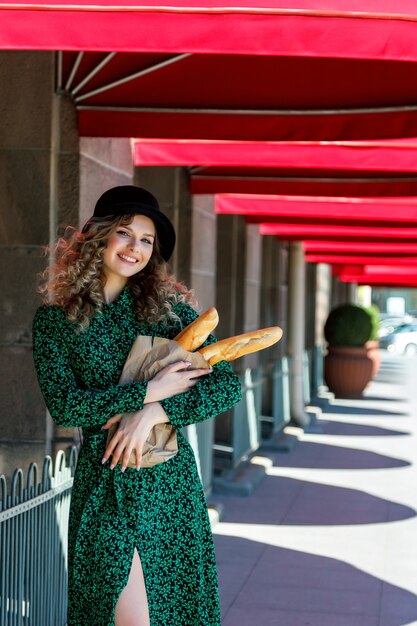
107,336,209,468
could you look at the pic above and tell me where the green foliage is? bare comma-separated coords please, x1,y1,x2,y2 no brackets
324,303,375,347
367,305,380,341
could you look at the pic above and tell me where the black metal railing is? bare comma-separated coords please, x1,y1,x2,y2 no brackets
0,447,77,626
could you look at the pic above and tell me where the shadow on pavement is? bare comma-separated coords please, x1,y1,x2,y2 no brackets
320,404,408,417
214,536,417,626
215,475,416,526
272,440,410,469
361,396,409,403
318,420,409,436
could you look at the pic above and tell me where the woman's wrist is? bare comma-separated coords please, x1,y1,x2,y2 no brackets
143,380,155,404
142,402,169,427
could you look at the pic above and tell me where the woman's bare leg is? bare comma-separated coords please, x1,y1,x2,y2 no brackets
114,547,150,626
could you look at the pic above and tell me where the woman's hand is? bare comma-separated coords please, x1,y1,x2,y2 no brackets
144,360,213,404
101,403,169,471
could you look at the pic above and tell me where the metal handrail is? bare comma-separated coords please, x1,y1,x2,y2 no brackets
0,446,78,626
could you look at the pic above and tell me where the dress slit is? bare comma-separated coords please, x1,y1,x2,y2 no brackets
113,545,150,626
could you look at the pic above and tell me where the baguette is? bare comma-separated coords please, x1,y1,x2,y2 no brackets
198,327,282,366
174,307,219,351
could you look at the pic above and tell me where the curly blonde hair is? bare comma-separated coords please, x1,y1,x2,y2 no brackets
36,213,196,333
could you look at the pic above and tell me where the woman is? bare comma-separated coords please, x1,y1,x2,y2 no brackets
32,185,242,626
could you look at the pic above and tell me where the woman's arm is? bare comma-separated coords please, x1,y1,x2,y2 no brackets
159,303,242,428
32,306,148,428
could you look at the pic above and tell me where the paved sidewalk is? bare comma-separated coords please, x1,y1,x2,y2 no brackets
213,353,417,626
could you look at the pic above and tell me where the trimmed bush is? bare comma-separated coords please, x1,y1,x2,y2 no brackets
324,304,374,347
367,305,380,341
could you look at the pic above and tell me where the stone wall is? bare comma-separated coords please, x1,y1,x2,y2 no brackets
0,52,79,480
190,194,217,312
135,166,192,284
79,138,134,226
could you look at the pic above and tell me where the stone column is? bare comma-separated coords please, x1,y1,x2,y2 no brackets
313,263,333,393
331,274,356,308
134,166,192,283
242,224,262,453
190,195,217,311
189,194,217,491
305,263,333,398
275,241,289,358
315,264,332,346
305,264,317,352
346,282,358,303
79,138,135,225
215,215,246,339
214,214,247,467
259,236,275,419
0,51,79,480
287,242,310,427
243,224,262,367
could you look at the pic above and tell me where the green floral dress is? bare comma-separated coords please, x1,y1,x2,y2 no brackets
32,284,242,626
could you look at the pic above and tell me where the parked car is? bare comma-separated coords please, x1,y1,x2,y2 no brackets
378,315,415,338
380,322,417,354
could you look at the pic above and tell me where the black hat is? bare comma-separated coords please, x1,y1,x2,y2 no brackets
82,185,176,262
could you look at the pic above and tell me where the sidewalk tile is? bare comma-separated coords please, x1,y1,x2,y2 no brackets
214,354,417,625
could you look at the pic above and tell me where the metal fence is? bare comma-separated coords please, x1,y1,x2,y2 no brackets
0,446,78,626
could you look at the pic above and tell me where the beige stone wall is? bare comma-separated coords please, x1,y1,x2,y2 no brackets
305,263,317,350
260,236,288,361
0,51,79,480
135,166,192,284
190,194,217,313
215,214,246,343
243,224,262,369
331,274,354,309
315,263,332,345
79,138,134,226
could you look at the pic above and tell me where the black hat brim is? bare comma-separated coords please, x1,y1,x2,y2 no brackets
126,206,176,263
82,206,176,262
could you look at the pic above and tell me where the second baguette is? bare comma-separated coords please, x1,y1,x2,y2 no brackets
174,306,219,351
199,327,282,365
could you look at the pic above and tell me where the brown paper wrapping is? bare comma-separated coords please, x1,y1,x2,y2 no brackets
107,336,209,468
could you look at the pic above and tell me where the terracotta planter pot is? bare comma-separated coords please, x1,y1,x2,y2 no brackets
324,341,380,398
366,340,381,379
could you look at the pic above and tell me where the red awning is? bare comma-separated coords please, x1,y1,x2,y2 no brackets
336,265,417,286
4,2,417,288
190,173,417,198
215,193,417,223
259,223,417,242
340,275,417,286
306,255,417,265
3,2,417,58
74,54,417,140
134,138,417,171
135,138,417,199
303,241,417,254
3,4,417,141
334,264,417,276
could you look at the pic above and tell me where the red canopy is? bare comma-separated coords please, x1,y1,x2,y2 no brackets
4,1,417,287
3,2,417,58
306,255,417,264
215,193,417,223
259,223,417,242
190,173,417,198
303,241,417,254
336,265,417,286
135,138,417,199
134,138,417,171
3,3,417,141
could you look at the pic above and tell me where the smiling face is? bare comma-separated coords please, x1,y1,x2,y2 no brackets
101,214,156,292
